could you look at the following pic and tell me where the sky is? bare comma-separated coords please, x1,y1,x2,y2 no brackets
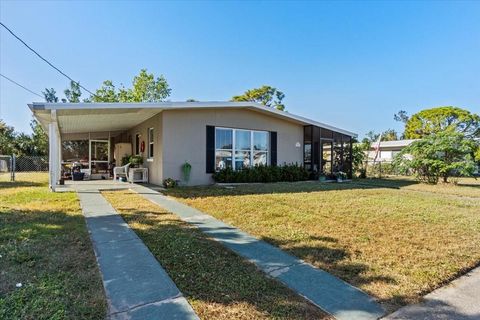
1,0,479,138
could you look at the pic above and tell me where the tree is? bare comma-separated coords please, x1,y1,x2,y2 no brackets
393,131,477,184
404,106,480,139
352,138,370,178
92,80,119,102
63,80,82,103
394,110,409,124
0,119,16,154
232,85,286,111
42,88,59,103
30,118,48,156
91,69,171,103
363,129,398,143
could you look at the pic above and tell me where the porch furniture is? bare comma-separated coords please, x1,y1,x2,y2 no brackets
113,163,130,181
128,167,148,183
80,169,91,180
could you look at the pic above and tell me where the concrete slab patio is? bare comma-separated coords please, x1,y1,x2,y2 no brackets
74,183,198,320
131,184,386,320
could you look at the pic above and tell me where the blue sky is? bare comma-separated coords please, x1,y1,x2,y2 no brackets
1,1,479,137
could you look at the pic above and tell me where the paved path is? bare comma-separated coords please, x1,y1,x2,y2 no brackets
75,185,198,320
384,266,480,320
132,185,385,320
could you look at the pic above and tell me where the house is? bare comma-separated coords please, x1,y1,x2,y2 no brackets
367,139,417,162
29,101,356,189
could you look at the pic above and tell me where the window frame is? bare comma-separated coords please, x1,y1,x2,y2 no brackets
147,127,154,160
214,127,269,171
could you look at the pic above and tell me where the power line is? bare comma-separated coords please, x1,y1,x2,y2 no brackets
0,73,44,99
0,21,96,97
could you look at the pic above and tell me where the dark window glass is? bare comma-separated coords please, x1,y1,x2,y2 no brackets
215,128,233,149
135,134,140,155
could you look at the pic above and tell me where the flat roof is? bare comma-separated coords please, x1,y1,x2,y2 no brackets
29,101,357,137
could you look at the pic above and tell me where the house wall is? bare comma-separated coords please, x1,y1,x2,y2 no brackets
161,108,304,185
127,112,163,185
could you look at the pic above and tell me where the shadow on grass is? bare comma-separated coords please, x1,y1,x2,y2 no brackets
0,207,106,319
119,209,329,319
164,178,420,199
0,181,45,189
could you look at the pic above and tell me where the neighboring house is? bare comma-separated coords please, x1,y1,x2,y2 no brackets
367,139,417,162
29,101,356,188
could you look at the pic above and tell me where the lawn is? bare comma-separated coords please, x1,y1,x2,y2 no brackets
0,173,106,319
165,178,480,312
103,190,330,320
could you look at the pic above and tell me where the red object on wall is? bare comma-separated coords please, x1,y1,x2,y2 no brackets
140,141,145,153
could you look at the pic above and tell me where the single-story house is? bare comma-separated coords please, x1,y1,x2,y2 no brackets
367,139,418,162
29,101,356,189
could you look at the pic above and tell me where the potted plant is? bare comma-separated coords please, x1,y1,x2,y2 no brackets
335,171,347,182
129,155,144,168
163,178,177,188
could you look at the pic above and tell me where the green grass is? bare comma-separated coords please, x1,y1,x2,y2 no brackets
103,190,330,320
165,178,480,312
0,173,106,319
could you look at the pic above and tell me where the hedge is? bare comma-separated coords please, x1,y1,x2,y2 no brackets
212,164,310,183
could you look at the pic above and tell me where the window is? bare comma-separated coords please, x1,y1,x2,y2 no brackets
148,128,154,159
135,134,140,155
215,128,269,171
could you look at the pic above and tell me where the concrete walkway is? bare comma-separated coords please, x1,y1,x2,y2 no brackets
132,185,385,320
75,185,198,320
384,266,480,320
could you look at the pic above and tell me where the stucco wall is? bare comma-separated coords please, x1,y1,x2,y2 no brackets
128,112,163,185
161,108,304,185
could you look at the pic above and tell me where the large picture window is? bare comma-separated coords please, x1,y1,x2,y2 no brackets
215,127,269,171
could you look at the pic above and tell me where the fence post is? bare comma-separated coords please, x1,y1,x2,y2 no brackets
11,154,16,181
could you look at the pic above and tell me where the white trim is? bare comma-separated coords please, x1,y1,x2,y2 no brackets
29,101,357,137
147,127,154,159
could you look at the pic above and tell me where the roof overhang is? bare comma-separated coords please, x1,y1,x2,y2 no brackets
29,101,357,138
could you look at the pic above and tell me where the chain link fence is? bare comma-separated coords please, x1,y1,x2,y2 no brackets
361,160,410,178
0,155,14,181
0,155,48,182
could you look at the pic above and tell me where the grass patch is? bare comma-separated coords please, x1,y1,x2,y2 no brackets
165,178,480,312
103,190,330,320
0,173,106,319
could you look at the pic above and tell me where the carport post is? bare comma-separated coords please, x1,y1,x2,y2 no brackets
48,110,61,190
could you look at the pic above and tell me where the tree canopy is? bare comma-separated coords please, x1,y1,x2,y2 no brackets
393,131,477,184
63,81,82,103
0,118,48,156
363,129,399,143
91,69,171,103
232,85,286,111
404,106,480,139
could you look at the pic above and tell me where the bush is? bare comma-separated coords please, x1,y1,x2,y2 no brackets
163,178,177,188
212,164,309,183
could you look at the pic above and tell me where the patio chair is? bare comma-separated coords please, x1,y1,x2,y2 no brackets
113,163,130,181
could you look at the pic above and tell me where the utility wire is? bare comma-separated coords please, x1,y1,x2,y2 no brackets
0,21,96,96
0,73,44,98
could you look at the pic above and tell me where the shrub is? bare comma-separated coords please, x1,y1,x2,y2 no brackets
393,131,477,184
163,178,177,188
212,164,309,183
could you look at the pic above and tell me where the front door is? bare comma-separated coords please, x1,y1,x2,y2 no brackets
89,140,110,176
